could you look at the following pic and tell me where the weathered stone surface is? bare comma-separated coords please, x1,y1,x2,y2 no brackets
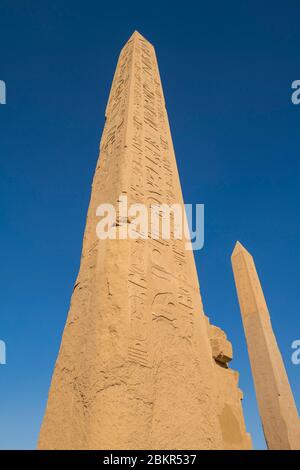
231,241,300,450
208,324,233,365
206,317,252,450
38,32,251,450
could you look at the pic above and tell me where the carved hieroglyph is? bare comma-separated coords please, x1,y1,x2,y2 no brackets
38,32,251,450
231,241,300,450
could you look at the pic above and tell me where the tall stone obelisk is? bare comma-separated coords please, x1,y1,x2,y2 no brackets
38,32,251,450
231,241,300,450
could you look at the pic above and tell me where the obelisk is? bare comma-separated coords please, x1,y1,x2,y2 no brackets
39,32,250,450
231,241,300,450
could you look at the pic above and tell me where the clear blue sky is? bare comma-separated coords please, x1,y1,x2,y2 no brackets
1,0,300,450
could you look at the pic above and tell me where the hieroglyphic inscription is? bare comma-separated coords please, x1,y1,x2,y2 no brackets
126,33,196,364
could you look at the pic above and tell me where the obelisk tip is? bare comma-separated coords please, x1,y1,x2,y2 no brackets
231,241,251,258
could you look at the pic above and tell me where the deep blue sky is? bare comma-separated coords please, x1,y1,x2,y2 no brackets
1,0,300,450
